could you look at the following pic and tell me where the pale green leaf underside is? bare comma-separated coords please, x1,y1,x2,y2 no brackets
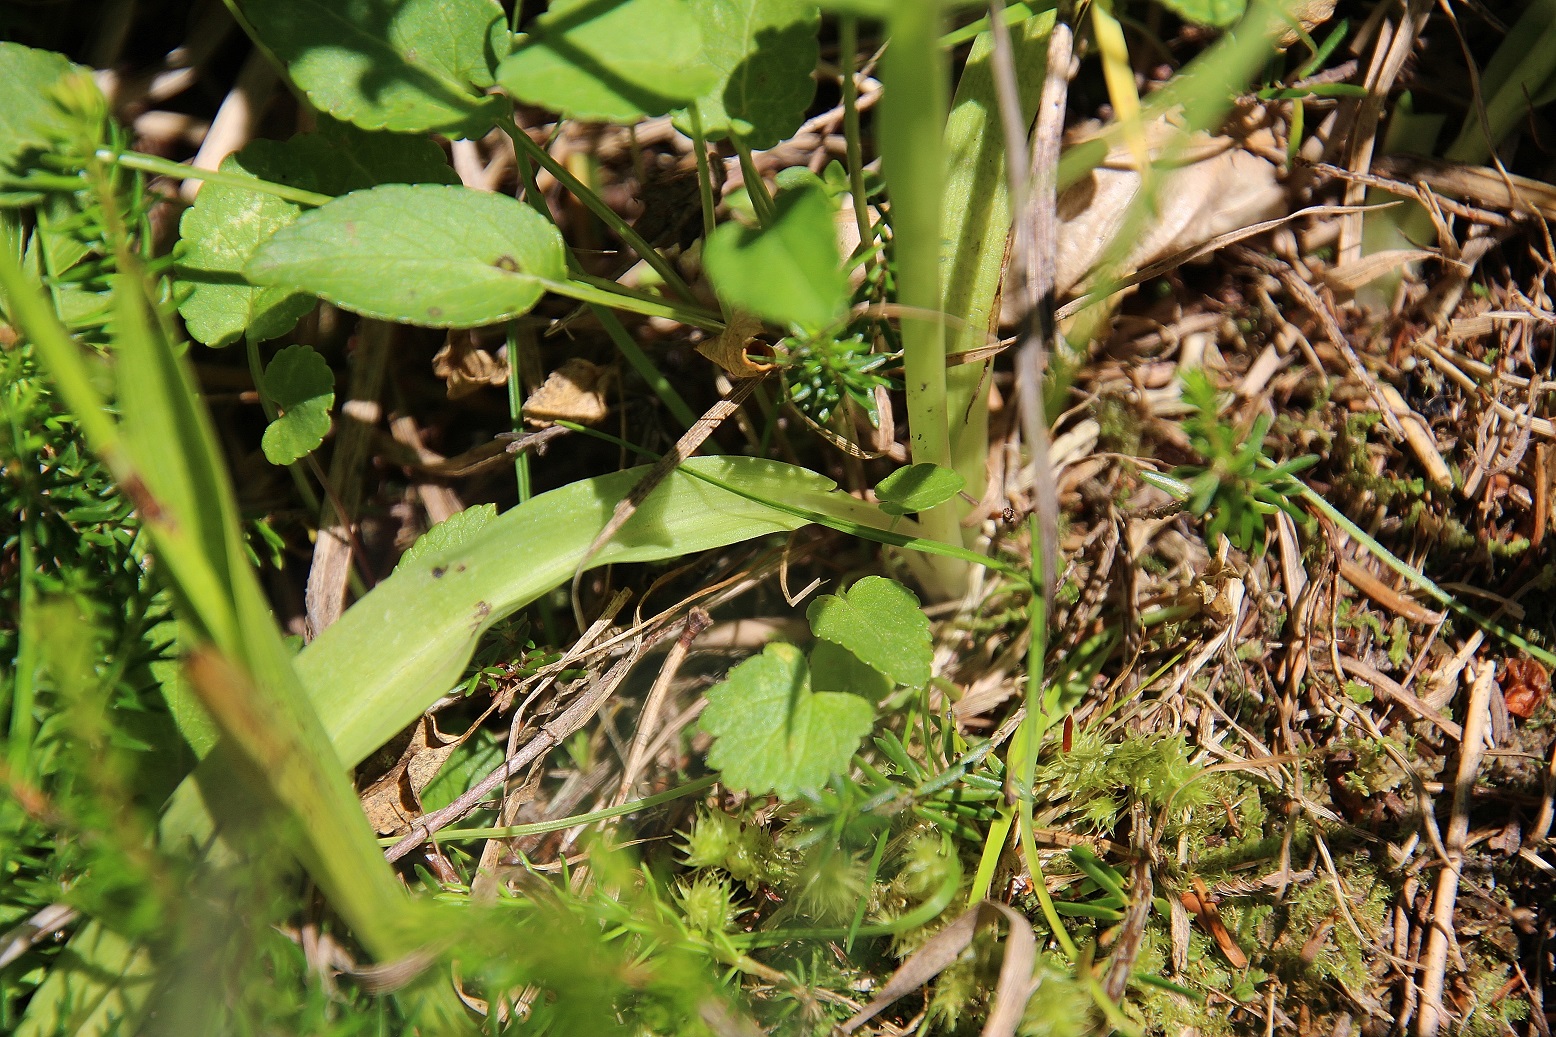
497,0,716,122
246,183,567,328
0,43,88,174
700,642,874,798
240,0,510,135
261,344,334,465
703,181,846,331
680,0,819,150
807,576,932,688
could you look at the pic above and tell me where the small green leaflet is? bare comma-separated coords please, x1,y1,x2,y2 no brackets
700,642,874,799
175,124,458,347
809,638,892,701
677,0,820,150
703,181,847,332
396,504,498,571
874,462,964,516
497,0,716,123
0,43,89,176
245,184,567,328
261,345,334,465
807,576,931,688
239,0,511,135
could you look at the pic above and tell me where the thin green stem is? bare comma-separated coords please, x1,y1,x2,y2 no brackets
591,306,698,429
730,133,775,227
560,273,723,331
501,116,696,303
839,17,877,270
92,148,333,206
506,324,533,502
687,104,719,244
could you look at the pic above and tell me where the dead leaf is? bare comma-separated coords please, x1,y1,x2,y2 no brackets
360,716,465,835
432,329,509,399
1046,117,1286,302
1184,877,1249,969
523,358,614,428
1500,658,1550,719
696,313,775,378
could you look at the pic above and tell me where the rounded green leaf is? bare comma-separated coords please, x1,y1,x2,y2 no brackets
176,125,459,347
874,462,964,516
700,642,875,799
245,184,567,328
497,0,717,123
806,576,931,688
261,345,335,465
677,0,820,150
809,638,892,701
241,0,511,135
703,181,847,332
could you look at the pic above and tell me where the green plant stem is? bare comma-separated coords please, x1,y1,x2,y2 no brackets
687,104,719,244
877,0,965,596
590,306,698,429
561,272,723,330
500,116,695,303
91,148,332,206
839,17,877,270
730,132,774,227
506,324,533,502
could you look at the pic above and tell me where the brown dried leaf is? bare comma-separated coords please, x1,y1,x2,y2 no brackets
696,312,775,378
523,358,614,428
432,329,509,400
1500,658,1550,719
1185,877,1249,969
360,716,462,835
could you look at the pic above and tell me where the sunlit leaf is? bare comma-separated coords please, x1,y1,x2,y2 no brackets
806,576,931,688
678,0,820,150
246,184,567,327
260,345,334,465
874,462,964,516
700,642,874,798
703,181,847,332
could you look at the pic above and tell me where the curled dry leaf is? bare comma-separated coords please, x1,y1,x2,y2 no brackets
1184,876,1249,969
696,312,775,378
523,357,614,427
1499,658,1550,719
360,716,467,835
432,328,509,399
1045,116,1286,303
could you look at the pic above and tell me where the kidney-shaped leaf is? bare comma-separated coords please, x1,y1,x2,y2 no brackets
261,344,335,465
246,184,567,327
497,0,716,123
679,0,819,150
177,124,458,347
241,0,510,135
700,642,874,799
703,181,846,332
806,576,931,688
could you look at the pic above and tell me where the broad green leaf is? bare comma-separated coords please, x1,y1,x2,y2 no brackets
261,344,335,465
703,181,847,332
497,0,717,123
677,0,819,150
700,642,874,798
1156,0,1245,27
176,124,458,346
809,638,892,701
398,503,498,570
246,184,567,328
240,0,511,135
806,576,931,688
0,43,88,174
874,462,964,516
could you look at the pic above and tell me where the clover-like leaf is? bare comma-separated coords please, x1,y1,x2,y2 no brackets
700,642,874,799
241,0,511,135
874,462,964,516
176,124,458,347
246,184,567,328
497,0,716,123
677,0,820,150
703,181,847,332
0,43,89,175
806,576,931,688
397,503,498,571
261,345,335,465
